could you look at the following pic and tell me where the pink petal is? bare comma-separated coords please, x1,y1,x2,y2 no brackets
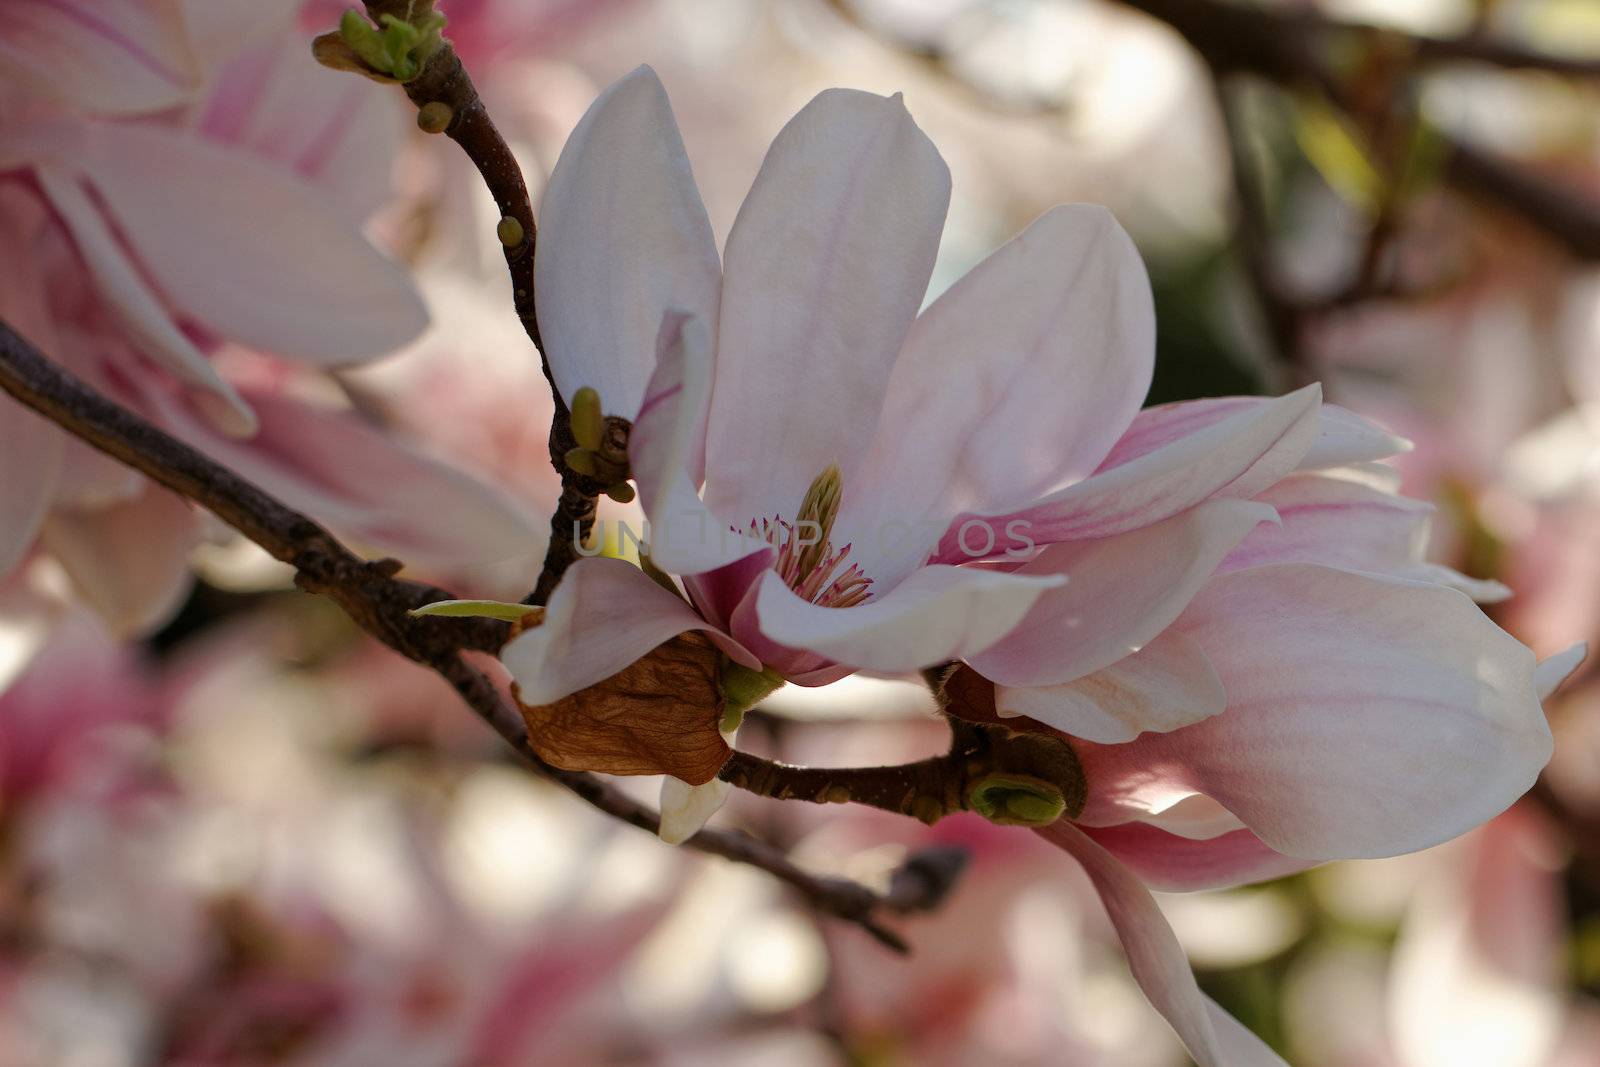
995,627,1226,743
750,564,1062,676
501,556,754,705
1040,821,1291,1066
629,312,761,574
705,88,950,526
937,385,1319,555
1075,563,1550,860
40,486,198,637
0,0,199,114
1219,469,1432,574
844,205,1153,580
144,386,540,568
535,66,720,417
1100,393,1409,472
969,499,1276,687
1081,822,1314,892
72,123,427,365
36,167,255,430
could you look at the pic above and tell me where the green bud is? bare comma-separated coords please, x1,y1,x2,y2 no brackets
416,101,453,133
570,387,604,451
496,215,525,248
605,481,636,504
966,774,1067,827
339,10,392,71
564,448,597,476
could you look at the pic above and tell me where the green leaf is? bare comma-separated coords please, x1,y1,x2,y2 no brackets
409,599,536,622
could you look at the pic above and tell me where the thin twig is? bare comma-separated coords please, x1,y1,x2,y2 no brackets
355,0,605,604
0,318,928,951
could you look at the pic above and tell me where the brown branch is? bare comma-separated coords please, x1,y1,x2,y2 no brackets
353,0,606,604
720,717,1088,827
0,317,932,952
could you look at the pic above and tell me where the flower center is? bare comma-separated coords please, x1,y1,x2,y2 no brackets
741,465,872,609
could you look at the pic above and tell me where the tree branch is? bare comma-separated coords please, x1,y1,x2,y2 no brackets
351,0,605,604
0,318,934,952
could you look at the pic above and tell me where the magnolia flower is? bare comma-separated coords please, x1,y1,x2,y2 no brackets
503,67,1359,825
0,1,537,633
507,67,1333,693
964,453,1582,1065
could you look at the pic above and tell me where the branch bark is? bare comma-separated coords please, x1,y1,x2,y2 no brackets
353,0,606,604
0,318,931,952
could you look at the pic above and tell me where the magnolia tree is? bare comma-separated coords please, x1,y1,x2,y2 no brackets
0,2,1594,1065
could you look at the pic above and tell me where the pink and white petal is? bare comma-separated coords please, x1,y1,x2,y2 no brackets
630,312,761,574
1079,563,1550,861
0,0,199,114
1397,562,1512,603
196,34,404,219
706,88,950,524
535,66,720,417
844,205,1153,579
659,776,731,845
938,386,1318,556
501,556,753,705
994,627,1226,744
1097,393,1408,473
970,499,1277,688
0,408,62,576
751,564,1062,676
1082,822,1315,892
73,123,427,365
1220,469,1432,575
144,386,540,568
41,487,199,637
36,167,255,431
1040,822,1290,1067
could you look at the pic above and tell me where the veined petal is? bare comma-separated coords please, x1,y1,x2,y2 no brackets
143,386,540,569
1082,822,1314,892
0,0,200,114
844,205,1153,580
1220,469,1433,574
1039,822,1291,1067
751,564,1062,675
72,123,427,365
37,167,255,431
1075,563,1550,861
535,66,720,418
1097,392,1409,472
502,556,755,706
938,385,1319,555
970,499,1277,687
994,628,1226,744
630,312,761,575
706,88,950,524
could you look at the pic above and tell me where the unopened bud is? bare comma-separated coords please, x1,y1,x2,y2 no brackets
570,387,604,451
416,101,453,133
496,215,525,248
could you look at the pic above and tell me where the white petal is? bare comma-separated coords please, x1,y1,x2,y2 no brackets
970,499,1276,687
659,776,731,845
535,66,720,417
845,205,1153,579
752,564,1062,675
706,88,950,525
995,628,1226,743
